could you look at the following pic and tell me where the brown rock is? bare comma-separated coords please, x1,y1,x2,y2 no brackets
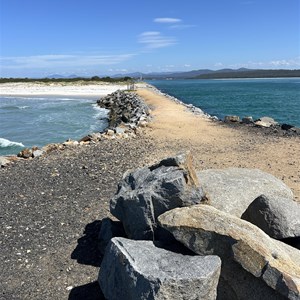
17,148,32,159
158,204,300,299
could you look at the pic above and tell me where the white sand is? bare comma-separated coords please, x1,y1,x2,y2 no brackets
0,82,128,97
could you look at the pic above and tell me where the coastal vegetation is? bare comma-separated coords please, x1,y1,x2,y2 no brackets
0,76,133,84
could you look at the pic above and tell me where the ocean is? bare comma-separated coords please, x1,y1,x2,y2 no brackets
0,96,108,156
148,78,300,127
1,78,299,156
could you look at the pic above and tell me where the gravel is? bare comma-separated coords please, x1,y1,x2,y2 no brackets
0,136,157,300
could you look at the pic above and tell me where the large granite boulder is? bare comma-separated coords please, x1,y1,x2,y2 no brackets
255,116,278,128
197,168,293,217
110,153,206,240
98,237,221,300
242,194,300,239
158,205,300,299
97,217,126,255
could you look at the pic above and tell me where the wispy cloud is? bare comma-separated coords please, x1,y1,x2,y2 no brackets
169,24,196,30
0,54,135,69
138,31,176,49
154,18,182,24
269,58,300,67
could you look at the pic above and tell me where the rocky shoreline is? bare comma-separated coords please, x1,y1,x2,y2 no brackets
1,90,151,166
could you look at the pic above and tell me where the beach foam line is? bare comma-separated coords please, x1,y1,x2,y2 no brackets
0,138,25,148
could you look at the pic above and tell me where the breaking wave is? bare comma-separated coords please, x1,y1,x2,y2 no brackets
0,138,25,148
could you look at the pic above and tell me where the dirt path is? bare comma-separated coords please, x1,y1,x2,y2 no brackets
137,88,300,201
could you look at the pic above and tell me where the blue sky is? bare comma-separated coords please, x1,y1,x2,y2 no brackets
0,0,299,77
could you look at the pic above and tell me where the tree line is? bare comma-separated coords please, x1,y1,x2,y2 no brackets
0,76,133,84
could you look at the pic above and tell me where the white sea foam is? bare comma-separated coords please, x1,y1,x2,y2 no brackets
0,138,25,148
92,104,109,119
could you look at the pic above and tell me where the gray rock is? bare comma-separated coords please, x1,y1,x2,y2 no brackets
111,153,206,240
32,149,44,158
242,116,254,124
241,194,300,239
158,205,300,299
197,168,293,217
115,126,126,134
224,115,240,123
255,116,278,128
99,237,221,300
98,217,126,255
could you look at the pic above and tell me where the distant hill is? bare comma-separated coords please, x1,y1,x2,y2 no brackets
114,68,300,80
194,69,300,79
33,69,300,81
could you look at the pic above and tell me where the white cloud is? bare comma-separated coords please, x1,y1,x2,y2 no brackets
154,18,182,24
214,62,224,68
269,58,300,67
0,54,135,69
138,31,176,49
169,24,196,29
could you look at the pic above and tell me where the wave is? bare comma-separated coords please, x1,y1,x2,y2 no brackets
0,138,25,148
92,104,109,119
0,105,31,110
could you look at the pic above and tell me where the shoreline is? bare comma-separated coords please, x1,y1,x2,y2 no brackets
0,81,128,97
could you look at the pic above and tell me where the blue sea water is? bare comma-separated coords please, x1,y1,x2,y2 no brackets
0,96,108,156
148,78,300,127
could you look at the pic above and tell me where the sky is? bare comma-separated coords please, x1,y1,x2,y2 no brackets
0,0,299,77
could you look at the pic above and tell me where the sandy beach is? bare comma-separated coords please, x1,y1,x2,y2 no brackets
0,82,128,97
0,82,299,299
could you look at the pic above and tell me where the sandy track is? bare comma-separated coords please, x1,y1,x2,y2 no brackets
137,88,300,201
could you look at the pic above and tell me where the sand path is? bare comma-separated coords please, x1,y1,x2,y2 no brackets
137,88,300,201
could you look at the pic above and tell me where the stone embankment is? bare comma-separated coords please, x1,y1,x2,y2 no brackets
224,115,300,136
1,90,150,166
98,152,300,300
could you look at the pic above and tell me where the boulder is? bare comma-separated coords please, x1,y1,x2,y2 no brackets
98,217,126,255
241,194,300,239
78,135,92,142
281,124,294,131
255,116,278,128
197,168,293,217
17,148,32,159
158,205,300,299
32,149,44,158
110,153,206,240
242,116,254,124
99,237,221,300
0,157,10,167
224,115,240,123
